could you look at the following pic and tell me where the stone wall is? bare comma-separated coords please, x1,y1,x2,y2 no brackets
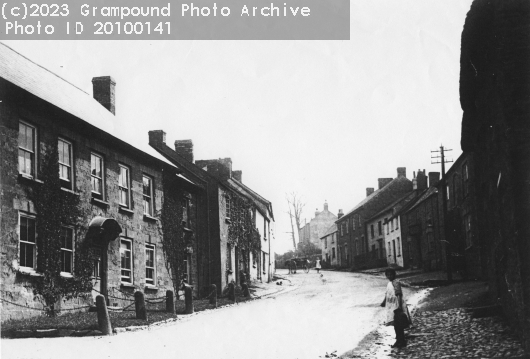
0,82,192,321
460,0,530,351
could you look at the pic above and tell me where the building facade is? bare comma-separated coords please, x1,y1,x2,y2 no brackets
298,202,338,248
320,224,338,268
0,44,200,321
336,168,413,270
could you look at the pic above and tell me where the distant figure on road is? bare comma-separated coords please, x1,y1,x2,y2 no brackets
287,259,297,274
380,268,410,348
315,258,321,274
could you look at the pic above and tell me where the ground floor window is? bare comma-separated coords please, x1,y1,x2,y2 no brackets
262,252,266,273
60,226,74,275
120,238,133,283
183,254,191,284
387,242,392,259
145,244,156,286
19,214,36,269
332,247,336,259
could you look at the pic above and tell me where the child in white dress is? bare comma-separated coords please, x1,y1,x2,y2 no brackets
380,268,409,348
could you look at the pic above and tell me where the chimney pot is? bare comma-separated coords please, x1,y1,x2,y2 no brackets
366,187,375,197
92,76,116,115
174,139,194,163
338,209,344,219
397,167,406,178
324,201,328,211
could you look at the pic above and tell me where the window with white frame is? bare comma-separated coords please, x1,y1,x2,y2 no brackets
145,244,156,286
120,238,133,283
19,214,36,269
225,196,231,219
183,253,191,283
119,165,131,208
18,121,36,177
143,175,153,216
91,153,104,197
60,227,74,275
58,138,73,189
396,217,399,230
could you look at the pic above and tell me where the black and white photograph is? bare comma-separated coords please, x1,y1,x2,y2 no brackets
1,0,530,358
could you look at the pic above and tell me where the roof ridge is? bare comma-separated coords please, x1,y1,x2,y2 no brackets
0,42,89,95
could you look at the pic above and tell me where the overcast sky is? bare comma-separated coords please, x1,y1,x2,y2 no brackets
4,0,473,254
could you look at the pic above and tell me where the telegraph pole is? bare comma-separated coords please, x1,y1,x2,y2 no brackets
431,145,453,281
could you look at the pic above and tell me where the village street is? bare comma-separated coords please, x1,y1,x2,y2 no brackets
1,270,418,359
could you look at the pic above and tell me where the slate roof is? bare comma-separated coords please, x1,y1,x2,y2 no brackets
320,223,337,239
397,186,439,217
0,42,187,178
366,191,416,223
340,176,412,219
226,178,274,221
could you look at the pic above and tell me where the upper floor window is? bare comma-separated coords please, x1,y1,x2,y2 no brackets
396,218,399,230
386,219,389,234
18,121,36,178
370,224,375,238
120,238,133,283
183,254,192,284
397,237,401,256
346,219,349,234
19,214,36,269
145,244,156,286
378,221,382,235
58,139,73,189
91,153,104,197
391,220,394,231
464,214,472,247
324,237,327,249
119,165,131,208
331,233,335,244
143,175,153,216
225,196,231,219
60,227,74,275
462,163,469,197
182,195,191,228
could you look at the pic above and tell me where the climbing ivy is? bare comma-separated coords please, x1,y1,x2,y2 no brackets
26,140,94,316
227,193,261,266
159,170,190,298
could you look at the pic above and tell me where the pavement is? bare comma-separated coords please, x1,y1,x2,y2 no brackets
340,267,528,359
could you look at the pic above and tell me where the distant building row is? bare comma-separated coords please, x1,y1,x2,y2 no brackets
320,161,481,279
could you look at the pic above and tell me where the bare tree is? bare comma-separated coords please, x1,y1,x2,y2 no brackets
286,192,305,250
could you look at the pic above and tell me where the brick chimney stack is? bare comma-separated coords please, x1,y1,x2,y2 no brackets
232,170,242,182
378,178,393,189
324,201,329,211
338,209,344,219
397,167,406,178
92,76,116,115
148,130,166,146
416,169,428,190
428,172,440,187
174,140,194,163
366,188,375,197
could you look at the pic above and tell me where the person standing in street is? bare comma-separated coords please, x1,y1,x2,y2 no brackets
315,258,321,274
380,268,409,348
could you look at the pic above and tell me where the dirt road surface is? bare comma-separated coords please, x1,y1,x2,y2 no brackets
1,270,417,359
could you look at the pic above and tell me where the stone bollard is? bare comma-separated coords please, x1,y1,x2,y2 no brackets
209,284,217,307
228,282,236,302
184,285,194,314
241,283,251,298
96,295,112,335
134,291,148,320
166,290,175,314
